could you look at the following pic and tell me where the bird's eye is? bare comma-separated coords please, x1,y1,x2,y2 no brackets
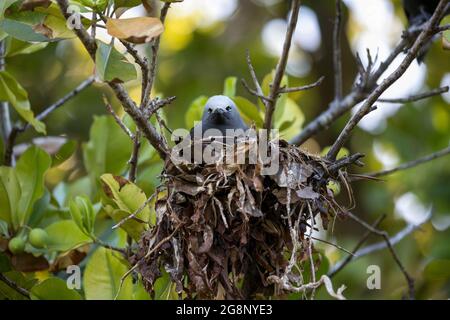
208,108,212,113
226,106,232,111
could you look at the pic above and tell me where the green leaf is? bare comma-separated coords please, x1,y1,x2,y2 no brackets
424,259,450,281
185,95,208,129
82,115,133,186
114,0,141,9
0,219,9,238
100,174,153,241
0,71,46,133
45,220,92,252
16,146,51,227
223,76,237,98
0,11,49,42
0,0,18,19
95,41,137,83
232,96,263,128
4,37,48,57
84,247,133,300
0,271,36,300
52,139,77,167
321,146,349,160
0,167,21,227
0,251,12,272
274,98,304,141
79,0,108,11
30,278,82,300
69,195,96,237
34,4,91,40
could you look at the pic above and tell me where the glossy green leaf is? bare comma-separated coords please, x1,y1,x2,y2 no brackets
79,0,108,11
83,247,133,300
100,174,152,240
69,195,96,237
16,146,51,227
114,0,141,9
0,11,49,42
45,220,92,252
185,95,208,129
52,140,77,167
424,259,450,281
0,271,36,300
82,115,133,185
95,41,137,83
0,167,21,227
232,96,263,128
0,71,46,133
30,278,82,300
5,37,48,57
274,98,304,141
223,76,237,98
0,0,18,19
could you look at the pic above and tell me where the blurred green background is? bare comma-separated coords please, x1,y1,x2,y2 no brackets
1,0,450,299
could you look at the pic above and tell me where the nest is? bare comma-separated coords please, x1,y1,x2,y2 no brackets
131,137,353,299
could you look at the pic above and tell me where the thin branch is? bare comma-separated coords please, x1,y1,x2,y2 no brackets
93,238,127,255
241,79,273,103
361,145,450,179
278,76,324,93
103,96,134,140
243,50,267,108
378,86,449,103
0,272,31,299
333,0,343,101
142,2,171,108
3,77,95,166
328,214,385,277
327,153,365,173
347,212,416,299
290,31,416,146
112,191,157,229
263,0,301,130
56,0,168,158
0,40,13,166
128,131,140,183
326,0,448,161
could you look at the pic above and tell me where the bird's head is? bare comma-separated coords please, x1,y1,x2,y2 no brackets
202,95,242,125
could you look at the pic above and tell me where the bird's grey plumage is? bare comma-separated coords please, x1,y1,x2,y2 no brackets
190,95,249,139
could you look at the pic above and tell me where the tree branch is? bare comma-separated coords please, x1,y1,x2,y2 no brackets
263,0,301,130
56,0,168,159
378,86,449,103
326,0,448,161
0,272,31,299
0,40,13,166
346,212,416,299
278,76,324,93
333,0,343,101
360,145,450,179
3,76,95,166
142,2,171,108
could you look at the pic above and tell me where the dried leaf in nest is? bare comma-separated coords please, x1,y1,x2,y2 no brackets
132,138,353,299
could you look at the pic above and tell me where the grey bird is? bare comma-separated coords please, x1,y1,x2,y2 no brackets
190,95,249,140
402,0,450,62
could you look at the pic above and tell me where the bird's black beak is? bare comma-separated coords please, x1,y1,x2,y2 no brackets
213,108,225,114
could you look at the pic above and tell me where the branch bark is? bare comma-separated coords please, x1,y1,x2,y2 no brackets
326,0,448,161
263,0,301,130
56,0,168,159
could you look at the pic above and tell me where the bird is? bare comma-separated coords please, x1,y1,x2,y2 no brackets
402,0,450,62
190,95,249,141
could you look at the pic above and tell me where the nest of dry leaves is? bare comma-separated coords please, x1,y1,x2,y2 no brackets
131,137,354,299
